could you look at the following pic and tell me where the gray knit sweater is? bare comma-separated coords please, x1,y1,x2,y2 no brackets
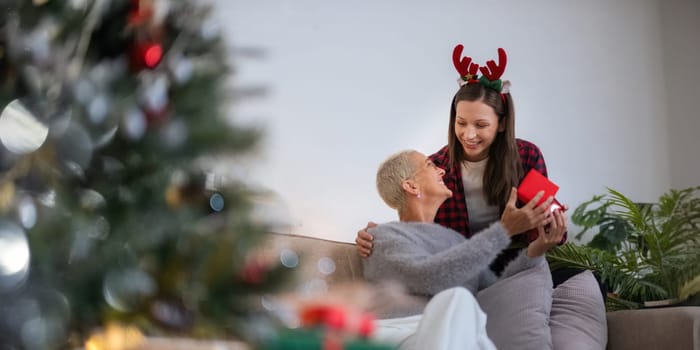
362,221,544,317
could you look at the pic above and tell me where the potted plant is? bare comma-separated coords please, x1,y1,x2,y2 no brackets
546,186,700,310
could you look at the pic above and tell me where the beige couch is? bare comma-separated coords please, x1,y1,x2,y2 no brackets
269,233,700,350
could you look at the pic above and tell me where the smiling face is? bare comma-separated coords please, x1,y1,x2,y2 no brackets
454,100,504,162
407,152,453,201
446,83,520,208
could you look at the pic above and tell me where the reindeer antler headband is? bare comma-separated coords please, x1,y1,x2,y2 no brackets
452,45,511,94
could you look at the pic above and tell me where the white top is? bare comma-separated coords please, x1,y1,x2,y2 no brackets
461,159,500,234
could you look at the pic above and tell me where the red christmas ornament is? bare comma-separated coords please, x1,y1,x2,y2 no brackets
358,315,375,337
301,305,376,337
241,258,267,284
130,42,163,71
324,307,347,331
144,44,163,68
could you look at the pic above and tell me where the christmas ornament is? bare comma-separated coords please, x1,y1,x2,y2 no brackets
103,269,156,312
242,255,270,285
164,183,182,208
130,42,163,70
10,288,72,350
300,304,376,340
24,21,55,66
0,99,49,155
79,189,106,212
0,219,30,292
279,248,299,269
208,192,225,212
52,122,94,178
122,107,147,141
164,172,207,208
0,181,16,212
139,74,170,125
87,94,110,124
17,195,37,229
84,323,145,350
169,56,193,84
140,74,168,110
73,79,96,105
148,297,194,331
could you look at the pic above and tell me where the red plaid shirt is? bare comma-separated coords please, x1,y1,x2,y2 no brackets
429,138,554,241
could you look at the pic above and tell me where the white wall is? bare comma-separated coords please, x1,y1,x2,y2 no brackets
210,0,691,243
659,0,700,190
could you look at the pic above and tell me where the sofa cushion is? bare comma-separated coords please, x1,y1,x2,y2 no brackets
550,270,607,350
476,258,553,350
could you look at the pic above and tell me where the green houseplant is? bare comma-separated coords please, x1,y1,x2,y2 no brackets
547,186,700,310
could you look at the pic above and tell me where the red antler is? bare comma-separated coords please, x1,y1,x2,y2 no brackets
479,48,507,81
452,44,479,78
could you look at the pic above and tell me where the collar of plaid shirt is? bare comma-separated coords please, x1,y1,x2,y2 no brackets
428,138,548,238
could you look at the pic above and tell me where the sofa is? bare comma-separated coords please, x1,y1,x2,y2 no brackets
267,232,700,350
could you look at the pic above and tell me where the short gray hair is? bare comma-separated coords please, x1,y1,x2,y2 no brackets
376,150,419,211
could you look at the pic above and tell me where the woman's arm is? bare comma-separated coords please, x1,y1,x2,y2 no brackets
364,222,511,296
497,209,568,282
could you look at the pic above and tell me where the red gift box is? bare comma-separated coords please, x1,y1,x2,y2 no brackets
517,169,562,211
517,169,566,243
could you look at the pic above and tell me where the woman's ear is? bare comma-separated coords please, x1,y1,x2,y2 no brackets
402,180,419,196
498,119,506,132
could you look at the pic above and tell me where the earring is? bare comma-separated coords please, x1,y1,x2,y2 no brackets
417,192,421,199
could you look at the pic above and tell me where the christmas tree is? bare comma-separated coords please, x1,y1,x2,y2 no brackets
0,0,290,348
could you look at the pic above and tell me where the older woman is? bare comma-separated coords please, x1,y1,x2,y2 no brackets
365,149,566,350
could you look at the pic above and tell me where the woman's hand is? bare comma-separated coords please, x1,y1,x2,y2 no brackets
355,222,376,258
500,187,554,236
527,209,567,257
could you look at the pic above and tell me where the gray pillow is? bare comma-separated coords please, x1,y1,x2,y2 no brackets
550,270,608,350
477,258,553,350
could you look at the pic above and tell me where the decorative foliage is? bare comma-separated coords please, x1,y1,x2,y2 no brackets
547,186,700,310
0,0,288,348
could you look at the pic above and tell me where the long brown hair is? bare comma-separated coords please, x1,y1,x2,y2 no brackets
447,84,522,210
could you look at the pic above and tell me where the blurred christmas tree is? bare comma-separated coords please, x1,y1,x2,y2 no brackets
0,0,290,348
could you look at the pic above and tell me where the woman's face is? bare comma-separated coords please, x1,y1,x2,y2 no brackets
454,100,503,162
409,152,453,200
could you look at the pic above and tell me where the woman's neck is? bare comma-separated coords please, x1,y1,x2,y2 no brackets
398,199,441,223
